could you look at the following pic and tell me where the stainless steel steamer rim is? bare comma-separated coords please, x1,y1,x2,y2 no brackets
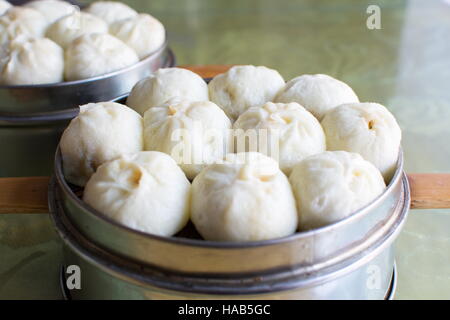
54,150,405,249
55,148,409,248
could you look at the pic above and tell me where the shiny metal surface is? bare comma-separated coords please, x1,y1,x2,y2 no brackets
53,150,406,275
386,263,398,300
60,263,399,300
0,46,175,177
49,173,409,299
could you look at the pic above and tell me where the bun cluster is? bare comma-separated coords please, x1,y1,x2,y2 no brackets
0,1,166,85
61,65,402,242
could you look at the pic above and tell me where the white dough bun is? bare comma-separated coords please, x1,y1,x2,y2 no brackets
83,151,191,237
191,152,298,242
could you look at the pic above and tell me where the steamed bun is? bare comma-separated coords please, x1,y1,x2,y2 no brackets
60,102,143,187
191,153,298,242
0,0,11,16
46,11,108,49
0,37,64,85
83,151,191,237
144,100,232,180
84,1,137,25
321,102,402,180
127,68,209,115
64,33,139,81
25,0,76,25
233,102,326,175
289,151,386,230
275,74,359,121
110,13,165,59
208,65,285,121
0,7,47,45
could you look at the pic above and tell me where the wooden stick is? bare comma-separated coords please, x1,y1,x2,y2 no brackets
181,64,233,78
408,174,450,210
0,177,50,214
0,174,449,214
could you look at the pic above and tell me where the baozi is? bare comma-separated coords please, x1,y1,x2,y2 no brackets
144,100,233,180
208,65,285,121
321,102,402,181
0,0,11,16
110,13,165,59
25,0,76,25
83,151,191,237
275,74,359,121
60,102,143,187
64,33,139,81
0,37,64,85
233,102,326,175
191,153,298,242
84,1,138,25
289,151,386,230
46,11,108,49
127,68,209,115
0,7,47,46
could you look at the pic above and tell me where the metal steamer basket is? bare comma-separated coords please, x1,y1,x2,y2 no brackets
49,146,410,300
0,43,175,177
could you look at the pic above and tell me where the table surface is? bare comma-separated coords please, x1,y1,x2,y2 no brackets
1,0,450,300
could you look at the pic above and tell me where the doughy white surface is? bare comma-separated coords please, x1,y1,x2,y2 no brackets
25,0,76,25
83,151,191,237
127,68,209,115
289,151,386,230
110,13,165,59
191,152,298,242
233,102,326,175
208,65,285,121
60,102,143,187
0,7,47,46
144,100,232,180
275,74,359,121
46,11,108,49
84,1,137,25
321,102,402,180
0,0,11,16
64,33,138,81
0,37,64,85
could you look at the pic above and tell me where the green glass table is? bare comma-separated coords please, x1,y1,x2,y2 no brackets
1,0,449,299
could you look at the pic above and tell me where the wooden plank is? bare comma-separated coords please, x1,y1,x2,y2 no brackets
0,174,449,214
0,177,50,214
408,174,450,210
181,64,233,78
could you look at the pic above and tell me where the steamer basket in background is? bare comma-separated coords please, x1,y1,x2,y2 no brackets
49,148,410,300
0,43,175,177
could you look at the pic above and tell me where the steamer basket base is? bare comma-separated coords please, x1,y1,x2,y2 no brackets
50,153,409,300
51,179,408,299
59,263,398,301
